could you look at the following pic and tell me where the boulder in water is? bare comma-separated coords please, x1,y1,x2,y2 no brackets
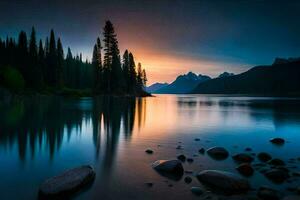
196,170,250,193
207,147,229,160
268,158,285,166
152,160,184,180
236,163,254,177
39,165,95,199
264,169,290,183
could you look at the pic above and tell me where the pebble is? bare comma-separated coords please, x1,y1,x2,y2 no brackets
145,149,153,154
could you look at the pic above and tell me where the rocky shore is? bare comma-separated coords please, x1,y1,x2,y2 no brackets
147,137,300,200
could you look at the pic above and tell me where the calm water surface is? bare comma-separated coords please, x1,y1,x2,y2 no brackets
1,94,300,200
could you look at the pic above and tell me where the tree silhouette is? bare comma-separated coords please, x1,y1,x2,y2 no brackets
57,38,64,87
0,22,148,96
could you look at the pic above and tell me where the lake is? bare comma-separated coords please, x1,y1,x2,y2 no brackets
1,94,300,199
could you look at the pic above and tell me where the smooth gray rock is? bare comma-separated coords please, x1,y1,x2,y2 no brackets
196,170,250,192
39,165,95,198
152,160,184,180
207,147,229,160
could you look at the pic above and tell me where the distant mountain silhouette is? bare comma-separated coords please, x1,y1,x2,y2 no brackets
192,58,300,95
145,82,169,93
218,72,234,78
154,72,211,94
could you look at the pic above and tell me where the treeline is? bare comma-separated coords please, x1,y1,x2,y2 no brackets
0,28,93,91
0,20,148,96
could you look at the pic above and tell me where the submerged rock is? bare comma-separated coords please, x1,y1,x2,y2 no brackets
270,138,285,145
257,186,280,200
207,147,229,160
196,170,250,192
268,158,285,166
39,165,95,199
236,163,254,177
264,169,290,183
232,153,254,163
245,147,252,152
190,187,203,196
152,160,184,180
258,152,272,162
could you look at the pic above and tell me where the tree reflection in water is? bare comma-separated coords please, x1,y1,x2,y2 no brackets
0,96,146,163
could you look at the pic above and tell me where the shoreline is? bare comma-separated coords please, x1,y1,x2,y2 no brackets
0,87,153,101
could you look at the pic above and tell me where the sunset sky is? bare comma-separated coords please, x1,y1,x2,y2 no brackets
1,0,300,84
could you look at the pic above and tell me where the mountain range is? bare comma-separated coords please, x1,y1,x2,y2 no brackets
148,72,211,94
192,58,300,95
145,82,169,93
147,57,300,95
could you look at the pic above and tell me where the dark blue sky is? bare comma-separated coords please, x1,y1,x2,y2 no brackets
1,0,300,83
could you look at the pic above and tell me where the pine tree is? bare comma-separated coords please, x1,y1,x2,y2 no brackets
65,47,73,87
29,27,37,59
56,38,64,87
122,50,130,92
48,29,57,86
17,31,28,77
128,52,137,92
142,69,147,86
96,37,103,91
45,37,49,57
92,44,99,90
28,27,38,88
137,62,143,88
102,20,123,93
38,39,45,88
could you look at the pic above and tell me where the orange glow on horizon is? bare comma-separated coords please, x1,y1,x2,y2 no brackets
123,48,248,85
